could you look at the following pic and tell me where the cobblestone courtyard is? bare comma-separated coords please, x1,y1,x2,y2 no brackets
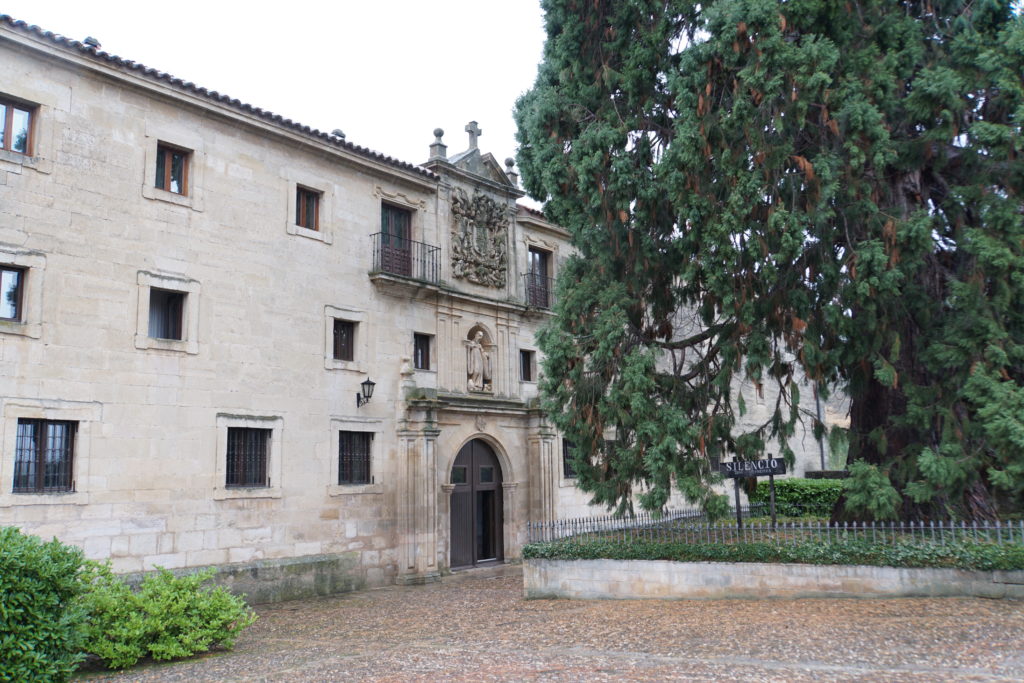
80,566,1024,682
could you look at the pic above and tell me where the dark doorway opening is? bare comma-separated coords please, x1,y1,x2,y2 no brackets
450,439,503,569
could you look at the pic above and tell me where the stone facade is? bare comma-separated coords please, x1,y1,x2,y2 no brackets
0,16,842,593
0,17,582,586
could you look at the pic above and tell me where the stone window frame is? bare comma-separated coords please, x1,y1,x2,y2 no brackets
282,167,335,244
141,122,205,211
214,414,283,500
0,83,57,175
324,305,368,372
328,417,383,497
0,245,45,340
0,398,100,507
134,271,200,355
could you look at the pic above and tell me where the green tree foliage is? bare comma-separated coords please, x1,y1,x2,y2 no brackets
516,0,1024,518
0,527,89,682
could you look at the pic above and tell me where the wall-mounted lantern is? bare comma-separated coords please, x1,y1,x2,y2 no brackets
356,377,376,408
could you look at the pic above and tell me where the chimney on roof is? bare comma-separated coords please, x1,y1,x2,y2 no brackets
429,128,447,161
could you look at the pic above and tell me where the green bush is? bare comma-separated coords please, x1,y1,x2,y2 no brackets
748,478,844,515
0,527,89,682
80,565,257,670
522,537,1024,570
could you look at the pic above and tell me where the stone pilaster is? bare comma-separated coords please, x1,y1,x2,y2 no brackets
527,414,557,525
396,413,442,584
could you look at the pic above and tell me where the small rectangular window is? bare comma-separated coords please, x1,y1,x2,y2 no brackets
0,99,33,155
226,427,270,488
414,333,431,370
13,419,76,493
1,265,24,321
333,319,355,361
296,186,320,230
562,438,577,479
520,350,535,382
148,288,185,340
155,143,189,195
339,431,372,485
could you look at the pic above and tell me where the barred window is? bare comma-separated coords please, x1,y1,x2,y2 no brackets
226,427,270,488
562,438,577,479
339,431,372,485
14,419,76,493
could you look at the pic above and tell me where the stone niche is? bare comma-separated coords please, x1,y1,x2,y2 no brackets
450,187,509,288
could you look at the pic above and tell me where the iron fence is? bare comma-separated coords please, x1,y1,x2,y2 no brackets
370,233,441,284
527,509,1024,547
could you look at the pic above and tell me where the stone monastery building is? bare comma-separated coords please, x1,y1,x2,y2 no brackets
0,15,833,594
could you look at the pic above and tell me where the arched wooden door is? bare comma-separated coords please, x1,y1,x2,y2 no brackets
449,439,504,569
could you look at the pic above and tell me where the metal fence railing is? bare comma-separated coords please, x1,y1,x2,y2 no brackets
527,509,1024,547
370,233,441,284
523,272,555,309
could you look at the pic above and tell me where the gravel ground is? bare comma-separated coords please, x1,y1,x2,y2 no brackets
78,565,1024,682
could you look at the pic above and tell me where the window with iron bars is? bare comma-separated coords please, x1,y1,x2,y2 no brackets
13,419,76,493
226,427,270,487
562,438,577,478
339,431,372,485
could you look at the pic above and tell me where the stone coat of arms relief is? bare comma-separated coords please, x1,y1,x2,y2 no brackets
450,187,509,288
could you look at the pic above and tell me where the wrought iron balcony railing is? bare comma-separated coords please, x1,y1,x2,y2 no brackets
370,233,441,284
523,272,555,309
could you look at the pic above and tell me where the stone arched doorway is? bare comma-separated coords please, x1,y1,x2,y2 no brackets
449,439,504,568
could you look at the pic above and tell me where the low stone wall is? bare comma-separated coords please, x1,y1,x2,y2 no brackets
122,552,366,604
524,559,1024,600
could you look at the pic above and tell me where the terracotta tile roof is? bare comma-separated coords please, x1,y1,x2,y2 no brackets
0,14,438,181
517,203,548,220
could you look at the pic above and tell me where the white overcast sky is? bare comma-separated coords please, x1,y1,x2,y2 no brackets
4,0,547,172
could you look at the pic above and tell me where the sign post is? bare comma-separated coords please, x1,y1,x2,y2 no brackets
718,456,786,528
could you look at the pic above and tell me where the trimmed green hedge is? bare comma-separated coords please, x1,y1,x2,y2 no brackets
748,478,844,515
522,537,1024,571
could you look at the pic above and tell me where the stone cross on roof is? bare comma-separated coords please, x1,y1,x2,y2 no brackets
465,121,482,150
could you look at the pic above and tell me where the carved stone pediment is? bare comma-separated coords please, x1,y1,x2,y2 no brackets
450,187,509,288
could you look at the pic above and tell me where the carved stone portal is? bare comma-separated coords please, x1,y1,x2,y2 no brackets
451,187,509,288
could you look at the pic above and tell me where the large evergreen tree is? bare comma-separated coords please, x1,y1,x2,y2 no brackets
515,0,1024,519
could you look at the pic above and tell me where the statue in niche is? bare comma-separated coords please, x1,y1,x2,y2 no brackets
466,330,493,392
450,187,509,288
